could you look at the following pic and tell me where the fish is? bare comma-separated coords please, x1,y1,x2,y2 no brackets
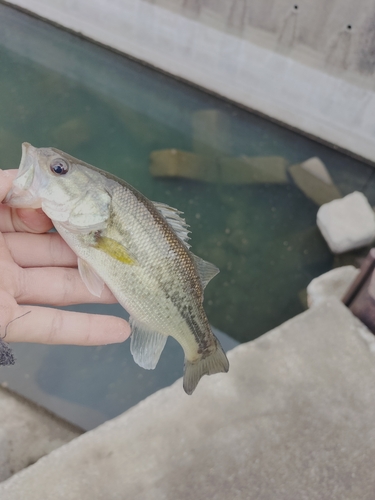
5,143,229,394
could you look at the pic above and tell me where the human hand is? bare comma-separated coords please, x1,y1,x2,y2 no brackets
0,169,130,351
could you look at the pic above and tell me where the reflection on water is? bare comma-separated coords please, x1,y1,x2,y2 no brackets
0,4,374,428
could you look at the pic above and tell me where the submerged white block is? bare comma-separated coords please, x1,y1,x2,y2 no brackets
317,192,375,254
307,266,359,308
301,157,333,185
289,157,341,206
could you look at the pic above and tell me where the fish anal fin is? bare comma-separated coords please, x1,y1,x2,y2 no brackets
93,236,137,265
183,343,229,395
130,317,168,370
192,254,220,289
78,258,105,297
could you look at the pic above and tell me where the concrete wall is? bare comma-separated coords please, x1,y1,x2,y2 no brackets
5,0,375,163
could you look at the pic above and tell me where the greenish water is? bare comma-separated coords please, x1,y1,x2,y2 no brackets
0,4,374,429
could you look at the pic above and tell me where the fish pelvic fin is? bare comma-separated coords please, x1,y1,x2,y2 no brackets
78,258,105,297
130,317,168,370
183,344,229,395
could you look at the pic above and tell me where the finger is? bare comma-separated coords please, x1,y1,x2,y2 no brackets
0,169,52,233
12,208,53,233
0,231,14,264
17,267,117,306
0,293,130,345
4,232,78,268
0,169,17,202
0,202,53,234
0,232,117,306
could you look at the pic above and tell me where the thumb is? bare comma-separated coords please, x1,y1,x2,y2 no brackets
12,208,53,233
0,169,52,233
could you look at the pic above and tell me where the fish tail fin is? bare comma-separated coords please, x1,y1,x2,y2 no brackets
183,344,229,395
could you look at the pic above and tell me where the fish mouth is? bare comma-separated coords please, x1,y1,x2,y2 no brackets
5,142,42,208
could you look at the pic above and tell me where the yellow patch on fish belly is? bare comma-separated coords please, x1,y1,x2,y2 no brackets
93,236,137,265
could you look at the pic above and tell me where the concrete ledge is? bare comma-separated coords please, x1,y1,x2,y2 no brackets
1,298,375,499
0,388,81,482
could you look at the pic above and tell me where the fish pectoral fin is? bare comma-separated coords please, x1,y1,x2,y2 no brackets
92,236,137,265
130,317,168,370
78,258,105,297
192,254,220,289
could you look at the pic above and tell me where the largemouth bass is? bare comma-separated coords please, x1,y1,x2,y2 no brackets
6,143,229,394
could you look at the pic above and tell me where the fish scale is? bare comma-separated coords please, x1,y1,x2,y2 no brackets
5,142,229,394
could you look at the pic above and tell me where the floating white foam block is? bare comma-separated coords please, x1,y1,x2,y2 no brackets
317,191,375,254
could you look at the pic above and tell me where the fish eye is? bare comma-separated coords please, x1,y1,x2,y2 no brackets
50,158,69,175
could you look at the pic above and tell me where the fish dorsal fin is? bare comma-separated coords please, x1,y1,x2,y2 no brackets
78,257,105,297
152,201,191,248
193,254,220,289
130,317,168,370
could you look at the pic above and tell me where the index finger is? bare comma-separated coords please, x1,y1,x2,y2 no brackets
0,290,130,345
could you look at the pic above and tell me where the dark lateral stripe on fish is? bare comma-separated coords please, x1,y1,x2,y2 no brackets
158,284,210,348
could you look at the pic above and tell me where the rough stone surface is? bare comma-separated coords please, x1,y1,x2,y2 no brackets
307,265,360,307
0,388,82,481
0,429,11,482
317,191,375,253
289,158,341,205
1,299,375,499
